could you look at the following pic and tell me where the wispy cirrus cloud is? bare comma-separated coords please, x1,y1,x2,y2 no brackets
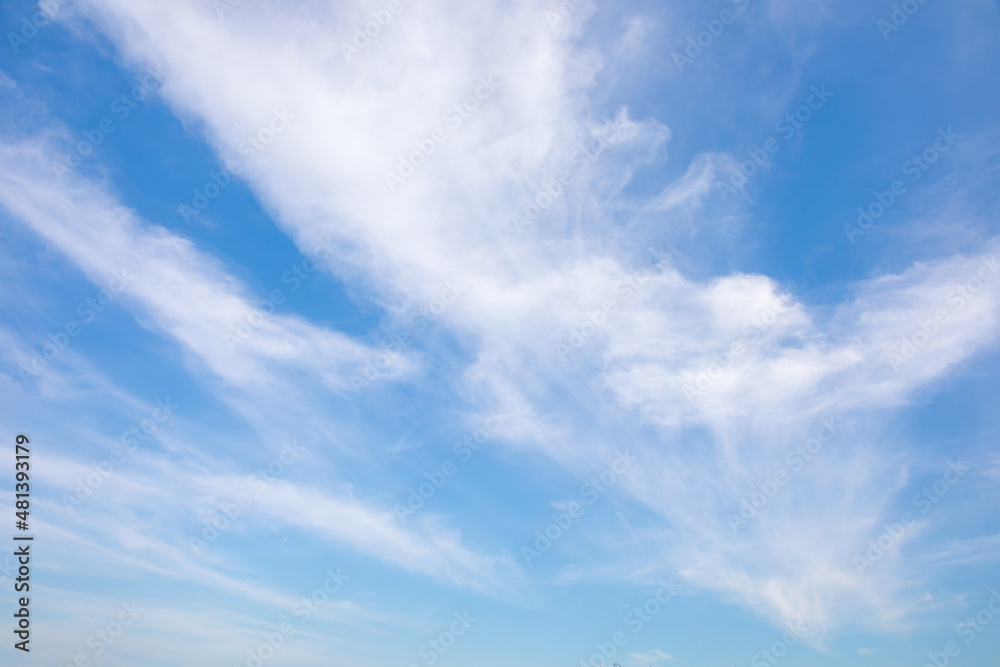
0,2,998,664
39,0,1000,640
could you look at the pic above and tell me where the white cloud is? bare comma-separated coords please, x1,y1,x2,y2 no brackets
0,138,415,392
629,648,673,664
17,0,1000,640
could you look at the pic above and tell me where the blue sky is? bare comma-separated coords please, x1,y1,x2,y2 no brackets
1,0,999,665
